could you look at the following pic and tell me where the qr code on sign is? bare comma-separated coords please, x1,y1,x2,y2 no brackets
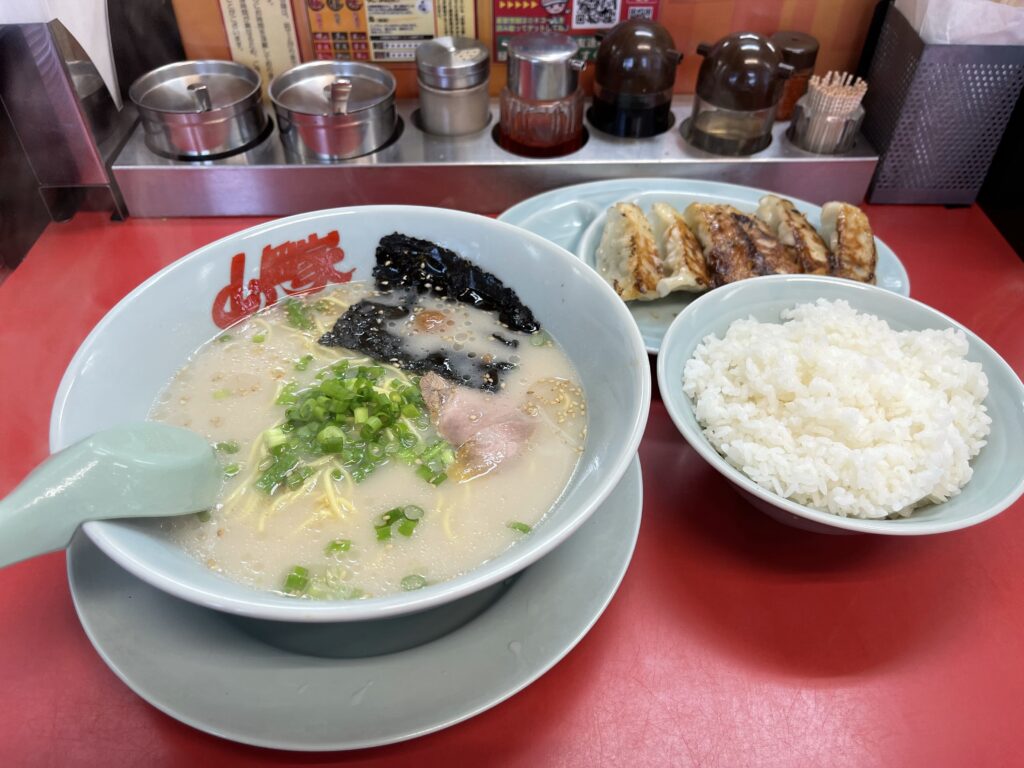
572,0,622,29
627,6,653,20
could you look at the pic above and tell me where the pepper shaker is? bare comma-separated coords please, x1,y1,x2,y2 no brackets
499,33,587,157
769,31,819,121
416,37,491,136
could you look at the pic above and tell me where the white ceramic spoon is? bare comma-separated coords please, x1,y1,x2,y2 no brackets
0,423,220,569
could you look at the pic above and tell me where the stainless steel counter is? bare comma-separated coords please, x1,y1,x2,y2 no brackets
112,96,879,217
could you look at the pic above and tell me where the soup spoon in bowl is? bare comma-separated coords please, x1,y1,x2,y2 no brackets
0,423,220,569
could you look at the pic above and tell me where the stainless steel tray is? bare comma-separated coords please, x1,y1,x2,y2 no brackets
112,96,878,217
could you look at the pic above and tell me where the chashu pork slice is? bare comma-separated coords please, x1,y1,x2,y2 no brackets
819,202,877,284
649,202,711,296
595,203,663,301
419,372,535,481
756,194,830,275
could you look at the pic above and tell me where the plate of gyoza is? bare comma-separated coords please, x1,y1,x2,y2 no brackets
500,179,910,353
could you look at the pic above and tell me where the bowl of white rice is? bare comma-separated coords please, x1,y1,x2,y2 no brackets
657,275,1024,535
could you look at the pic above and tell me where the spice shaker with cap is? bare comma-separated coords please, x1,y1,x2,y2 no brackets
499,33,587,157
416,37,491,136
769,31,819,121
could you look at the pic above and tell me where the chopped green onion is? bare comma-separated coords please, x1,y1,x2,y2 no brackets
294,354,314,372
252,333,266,343
196,510,211,523
212,388,233,400
508,521,533,534
251,363,454,494
316,424,345,452
215,440,240,454
217,334,232,343
283,298,314,330
401,574,427,591
223,463,240,477
331,468,343,481
263,427,288,450
375,505,425,541
530,330,552,347
283,566,310,595
325,538,352,555
275,382,299,405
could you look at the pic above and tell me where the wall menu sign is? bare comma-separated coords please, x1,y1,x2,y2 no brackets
492,0,660,61
304,0,476,63
218,0,302,91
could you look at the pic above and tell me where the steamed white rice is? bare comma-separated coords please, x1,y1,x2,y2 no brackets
682,299,991,519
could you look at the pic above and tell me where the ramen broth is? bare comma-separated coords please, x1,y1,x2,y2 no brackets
150,283,586,599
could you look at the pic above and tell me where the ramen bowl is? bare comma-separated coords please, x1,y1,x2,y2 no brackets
51,206,650,650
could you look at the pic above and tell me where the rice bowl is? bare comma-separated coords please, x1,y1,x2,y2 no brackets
657,275,1024,535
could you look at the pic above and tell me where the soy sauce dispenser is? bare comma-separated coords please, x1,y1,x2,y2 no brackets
589,20,682,138
684,32,792,156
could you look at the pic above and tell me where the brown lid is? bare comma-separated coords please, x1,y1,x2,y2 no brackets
694,32,791,111
593,20,682,108
769,31,819,70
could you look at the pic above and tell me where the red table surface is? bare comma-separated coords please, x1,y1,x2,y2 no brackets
0,207,1022,767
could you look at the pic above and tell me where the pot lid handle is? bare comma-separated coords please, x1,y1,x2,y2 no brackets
187,82,213,112
327,78,353,115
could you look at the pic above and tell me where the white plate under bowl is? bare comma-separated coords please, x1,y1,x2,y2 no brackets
67,458,642,751
500,179,910,353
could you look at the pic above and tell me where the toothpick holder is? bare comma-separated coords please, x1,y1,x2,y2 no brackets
788,98,864,155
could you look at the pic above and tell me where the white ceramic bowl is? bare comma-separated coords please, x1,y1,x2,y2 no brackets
52,207,651,620
657,275,1024,535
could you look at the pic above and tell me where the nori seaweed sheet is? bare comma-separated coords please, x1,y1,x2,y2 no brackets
318,298,515,392
373,233,540,334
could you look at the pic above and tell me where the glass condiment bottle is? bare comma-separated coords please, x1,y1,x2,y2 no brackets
589,20,682,138
416,37,491,136
769,31,819,120
685,32,792,156
499,33,587,157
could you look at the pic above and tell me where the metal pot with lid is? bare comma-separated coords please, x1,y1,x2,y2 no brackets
683,32,792,156
129,60,268,159
270,61,398,161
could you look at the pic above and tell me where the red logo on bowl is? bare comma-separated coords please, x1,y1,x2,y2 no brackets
212,230,355,328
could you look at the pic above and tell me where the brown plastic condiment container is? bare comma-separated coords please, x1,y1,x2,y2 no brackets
589,20,682,138
685,32,792,156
